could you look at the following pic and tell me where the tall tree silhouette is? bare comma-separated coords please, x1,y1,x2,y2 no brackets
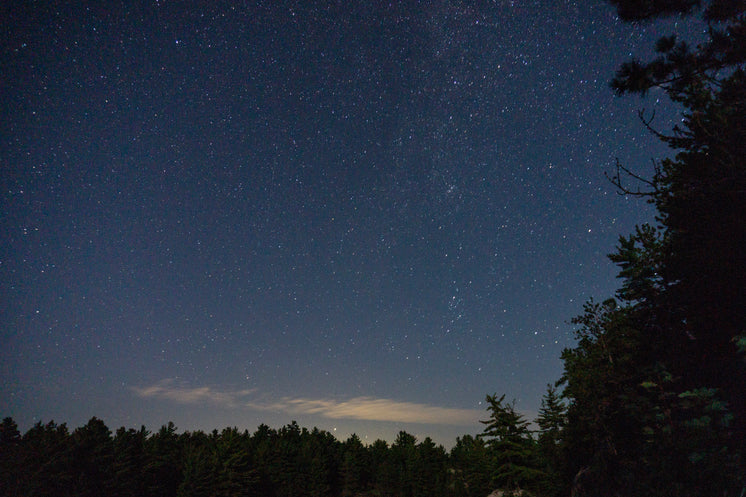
70,417,114,497
559,1,745,494
607,0,746,421
479,394,544,495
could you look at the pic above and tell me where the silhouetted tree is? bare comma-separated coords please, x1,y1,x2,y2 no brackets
145,422,182,497
112,425,149,497
412,437,449,497
606,0,746,436
0,417,22,497
70,417,114,497
369,438,396,496
555,1,746,494
390,431,418,497
250,423,278,496
340,434,370,497
177,431,215,497
450,434,492,497
479,394,545,495
21,420,73,497
535,385,566,497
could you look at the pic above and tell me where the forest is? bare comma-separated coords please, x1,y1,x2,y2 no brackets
0,391,562,497
3,0,744,495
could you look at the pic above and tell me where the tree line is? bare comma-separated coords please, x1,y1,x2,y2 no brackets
0,394,565,497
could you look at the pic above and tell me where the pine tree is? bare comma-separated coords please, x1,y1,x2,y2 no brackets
449,435,492,497
21,421,74,497
605,0,746,438
412,437,448,497
535,385,566,497
479,394,544,495
177,431,216,497
369,439,396,496
391,431,417,497
216,427,256,497
145,422,182,497
112,426,149,497
340,434,370,497
0,418,22,497
70,417,115,497
557,2,746,494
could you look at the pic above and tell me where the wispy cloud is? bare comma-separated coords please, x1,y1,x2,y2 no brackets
247,396,481,425
131,380,255,408
132,380,481,426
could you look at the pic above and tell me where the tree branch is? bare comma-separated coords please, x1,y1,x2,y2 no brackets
606,159,661,197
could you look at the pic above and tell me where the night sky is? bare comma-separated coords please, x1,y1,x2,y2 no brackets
2,1,697,446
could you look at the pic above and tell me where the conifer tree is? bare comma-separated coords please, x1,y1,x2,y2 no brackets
479,394,544,495
449,434,492,497
605,0,746,427
70,417,115,497
145,422,182,497
112,426,149,497
535,385,566,497
558,2,746,494
340,434,370,497
21,421,74,497
0,418,22,497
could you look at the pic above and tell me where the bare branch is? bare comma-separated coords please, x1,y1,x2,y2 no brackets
638,109,676,142
606,159,661,197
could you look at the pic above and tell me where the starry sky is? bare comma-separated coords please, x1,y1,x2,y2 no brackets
1,1,698,446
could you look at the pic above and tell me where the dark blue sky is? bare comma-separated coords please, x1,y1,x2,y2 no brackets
1,1,695,446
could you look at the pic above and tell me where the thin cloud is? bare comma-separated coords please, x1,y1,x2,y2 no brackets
132,381,481,426
131,380,255,408
247,396,481,426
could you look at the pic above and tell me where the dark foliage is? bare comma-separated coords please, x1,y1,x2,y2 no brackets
557,1,746,495
0,417,472,497
479,394,547,494
535,386,567,497
2,406,580,497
